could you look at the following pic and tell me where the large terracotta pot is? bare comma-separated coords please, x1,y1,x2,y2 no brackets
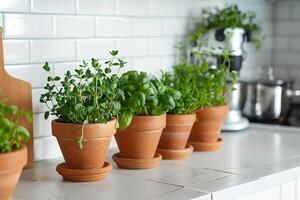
158,113,196,149
0,146,27,200
115,114,166,159
189,104,228,143
52,118,116,169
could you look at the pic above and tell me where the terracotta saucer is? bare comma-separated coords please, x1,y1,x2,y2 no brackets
56,161,112,182
112,153,162,169
156,144,194,160
188,137,224,152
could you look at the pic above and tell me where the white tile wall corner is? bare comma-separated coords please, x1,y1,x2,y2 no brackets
53,15,94,38
0,0,274,160
30,0,76,14
4,14,53,38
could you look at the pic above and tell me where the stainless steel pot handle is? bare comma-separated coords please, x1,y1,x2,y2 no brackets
287,89,300,97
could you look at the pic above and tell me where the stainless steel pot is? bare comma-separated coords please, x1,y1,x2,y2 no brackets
241,79,300,122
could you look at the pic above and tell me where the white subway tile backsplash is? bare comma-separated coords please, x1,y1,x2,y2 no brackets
118,0,150,16
273,37,289,52
32,88,48,113
4,14,52,38
54,15,94,38
163,18,187,36
53,61,80,77
76,0,116,15
132,56,163,74
34,135,62,161
31,0,75,14
275,22,300,36
76,39,114,60
95,17,132,37
290,38,300,52
273,3,290,20
3,40,29,64
133,18,162,36
115,38,148,57
31,39,75,63
274,52,300,67
150,0,179,17
148,37,177,56
291,6,300,19
33,113,54,138
5,64,49,88
0,0,29,12
0,13,3,27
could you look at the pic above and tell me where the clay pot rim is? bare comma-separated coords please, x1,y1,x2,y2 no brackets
166,113,196,117
193,103,228,113
0,145,27,156
133,113,166,119
52,117,117,127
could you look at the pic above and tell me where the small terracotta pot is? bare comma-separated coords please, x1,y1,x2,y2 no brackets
52,118,116,170
115,114,166,159
0,146,27,200
158,113,196,150
189,104,228,143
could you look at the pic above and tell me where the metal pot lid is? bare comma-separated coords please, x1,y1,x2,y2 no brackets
240,79,293,86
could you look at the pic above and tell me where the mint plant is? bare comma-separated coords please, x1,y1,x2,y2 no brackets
118,70,181,130
190,4,262,49
0,100,32,153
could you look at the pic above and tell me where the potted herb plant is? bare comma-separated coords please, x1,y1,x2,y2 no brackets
112,70,180,169
0,100,32,200
180,48,237,151
40,50,126,182
189,4,262,49
156,71,197,160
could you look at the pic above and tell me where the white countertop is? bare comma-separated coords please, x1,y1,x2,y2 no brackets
13,124,300,200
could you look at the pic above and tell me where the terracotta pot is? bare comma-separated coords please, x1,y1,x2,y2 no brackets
0,146,27,200
189,104,228,143
52,118,116,169
115,114,166,159
158,113,196,149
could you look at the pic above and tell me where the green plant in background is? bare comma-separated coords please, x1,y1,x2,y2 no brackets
40,50,126,149
162,48,238,113
189,4,262,49
0,99,32,153
118,70,181,130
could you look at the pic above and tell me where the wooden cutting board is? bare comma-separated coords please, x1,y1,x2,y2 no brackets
0,27,34,168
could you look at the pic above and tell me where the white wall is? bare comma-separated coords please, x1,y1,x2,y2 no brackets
0,0,273,160
272,0,300,90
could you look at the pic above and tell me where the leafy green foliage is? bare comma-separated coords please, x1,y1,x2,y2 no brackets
189,4,262,49
161,48,238,114
40,50,126,124
0,99,32,153
118,70,181,130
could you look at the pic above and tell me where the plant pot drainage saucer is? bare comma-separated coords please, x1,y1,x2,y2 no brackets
112,153,162,169
188,137,224,152
56,161,112,182
156,144,194,160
